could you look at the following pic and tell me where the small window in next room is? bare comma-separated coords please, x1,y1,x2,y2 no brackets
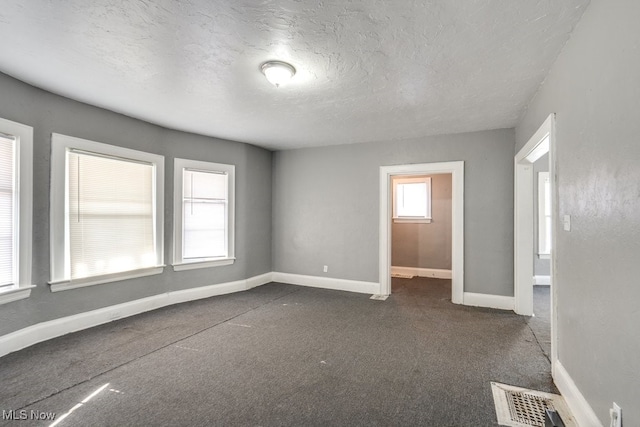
393,176,432,223
50,134,165,292
173,158,235,271
538,171,551,259
0,118,34,305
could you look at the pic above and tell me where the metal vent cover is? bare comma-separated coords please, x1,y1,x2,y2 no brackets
491,382,576,427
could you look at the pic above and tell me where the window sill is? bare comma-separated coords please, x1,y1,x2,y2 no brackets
0,285,36,305
49,266,165,293
538,253,551,260
393,218,432,224
173,258,236,271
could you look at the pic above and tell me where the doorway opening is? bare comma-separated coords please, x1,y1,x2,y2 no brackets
379,161,464,303
389,173,453,294
514,113,557,371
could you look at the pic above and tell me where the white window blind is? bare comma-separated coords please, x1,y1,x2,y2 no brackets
182,169,228,259
0,135,16,287
538,172,551,255
544,177,551,252
397,182,428,218
68,150,156,279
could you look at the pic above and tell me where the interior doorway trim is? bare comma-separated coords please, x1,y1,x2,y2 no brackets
514,113,557,372
379,161,464,303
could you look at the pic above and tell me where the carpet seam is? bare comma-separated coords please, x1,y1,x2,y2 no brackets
13,286,302,411
524,318,551,365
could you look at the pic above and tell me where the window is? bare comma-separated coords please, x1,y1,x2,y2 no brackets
538,171,551,258
0,118,34,305
0,135,15,288
393,176,432,223
173,158,235,270
50,134,164,291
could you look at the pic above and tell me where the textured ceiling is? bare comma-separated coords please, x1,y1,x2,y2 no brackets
0,1,589,150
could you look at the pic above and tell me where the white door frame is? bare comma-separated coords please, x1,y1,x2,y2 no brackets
514,113,557,371
379,161,464,303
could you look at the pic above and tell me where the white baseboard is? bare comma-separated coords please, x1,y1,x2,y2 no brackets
0,272,273,359
391,266,452,279
554,360,603,427
534,275,551,286
463,292,515,311
272,272,379,295
246,272,274,290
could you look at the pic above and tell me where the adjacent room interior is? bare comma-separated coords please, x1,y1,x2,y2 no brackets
0,0,638,426
391,173,452,280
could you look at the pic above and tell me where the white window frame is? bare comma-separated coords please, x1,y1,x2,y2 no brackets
49,133,164,292
392,176,432,223
173,158,235,271
0,118,34,305
538,171,551,259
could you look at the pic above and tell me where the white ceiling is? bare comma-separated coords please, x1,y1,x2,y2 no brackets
0,1,589,150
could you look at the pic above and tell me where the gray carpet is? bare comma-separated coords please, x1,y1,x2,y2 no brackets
0,279,554,426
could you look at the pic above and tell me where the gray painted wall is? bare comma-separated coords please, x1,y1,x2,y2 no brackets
392,174,452,270
273,129,515,296
533,154,550,276
0,72,273,336
515,0,640,423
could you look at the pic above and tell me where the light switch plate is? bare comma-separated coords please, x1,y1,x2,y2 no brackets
563,215,571,231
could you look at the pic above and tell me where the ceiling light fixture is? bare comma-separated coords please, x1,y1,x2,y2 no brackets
261,61,296,88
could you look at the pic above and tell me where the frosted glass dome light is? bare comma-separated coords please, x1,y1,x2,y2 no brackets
261,61,296,87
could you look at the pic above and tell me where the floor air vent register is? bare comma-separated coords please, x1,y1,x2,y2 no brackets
491,382,576,427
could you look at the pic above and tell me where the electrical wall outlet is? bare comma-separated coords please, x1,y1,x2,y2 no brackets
610,402,621,427
323,265,328,273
